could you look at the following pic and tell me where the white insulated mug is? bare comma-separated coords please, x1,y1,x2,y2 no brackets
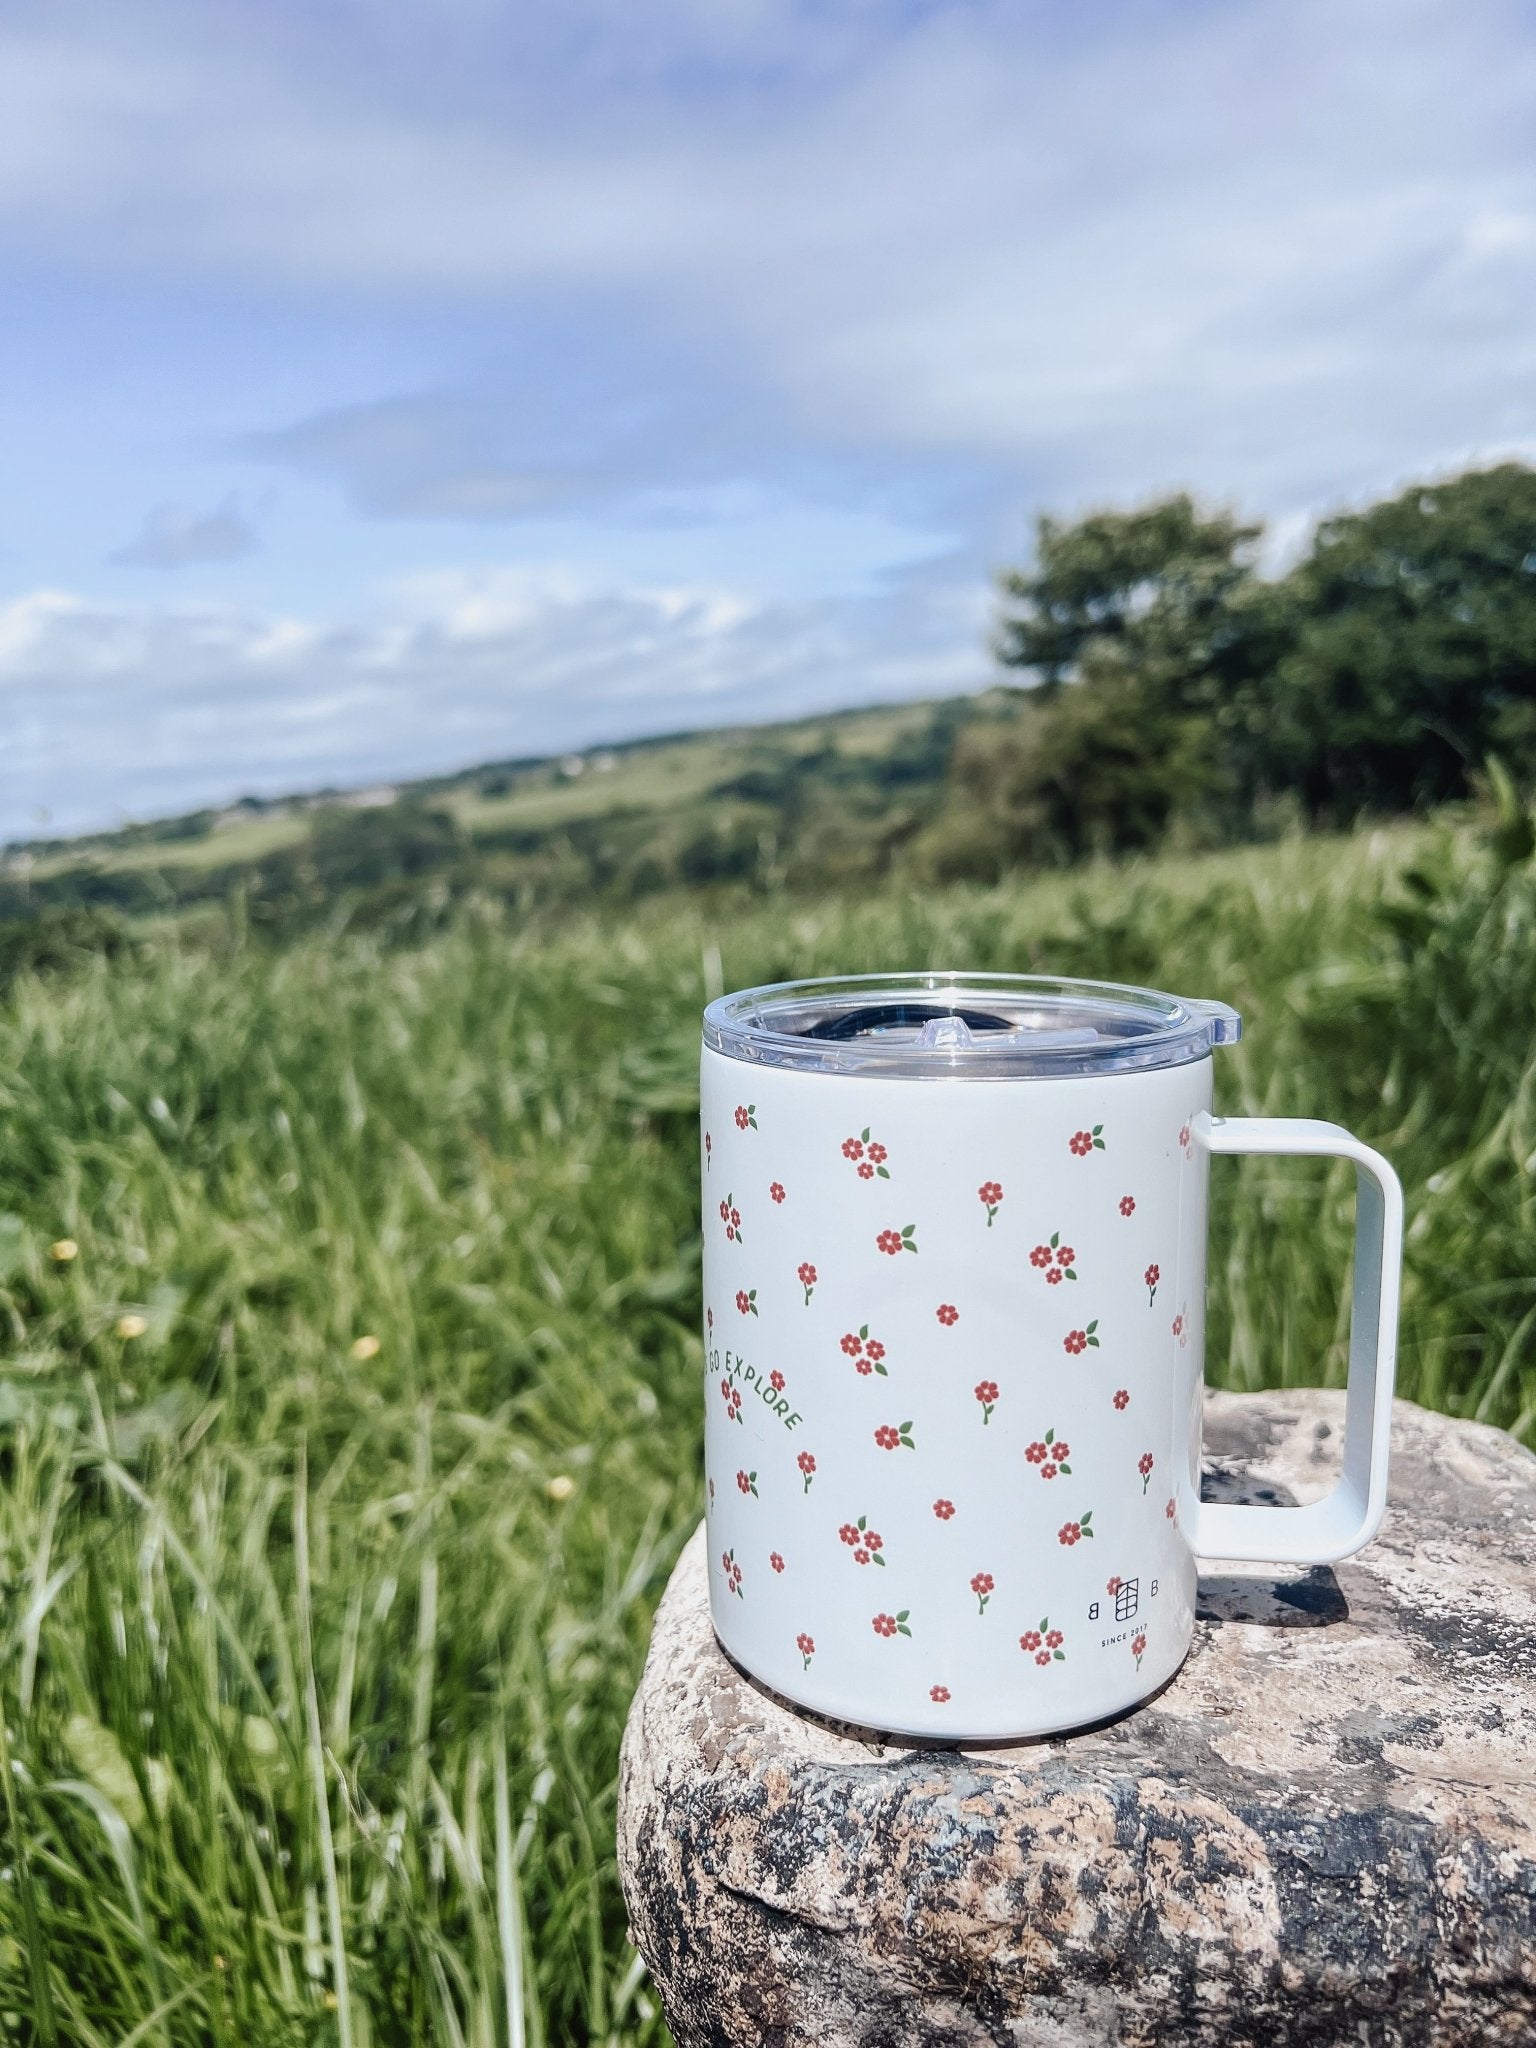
700,972,1403,1740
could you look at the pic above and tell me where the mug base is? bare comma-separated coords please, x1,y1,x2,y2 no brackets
712,1619,1190,1746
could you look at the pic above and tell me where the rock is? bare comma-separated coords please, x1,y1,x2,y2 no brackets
618,1391,1536,2047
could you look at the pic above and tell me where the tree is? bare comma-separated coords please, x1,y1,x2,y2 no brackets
1266,464,1536,819
939,494,1291,871
937,659,1215,874
994,493,1269,710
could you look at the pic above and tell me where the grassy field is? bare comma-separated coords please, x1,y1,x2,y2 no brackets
8,697,957,884
1,807,1534,2045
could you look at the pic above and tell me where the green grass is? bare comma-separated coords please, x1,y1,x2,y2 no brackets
1,810,1534,2044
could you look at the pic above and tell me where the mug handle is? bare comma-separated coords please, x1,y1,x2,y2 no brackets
1191,1113,1404,1566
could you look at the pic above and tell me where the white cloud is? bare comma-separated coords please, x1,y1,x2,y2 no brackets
0,0,1531,530
0,563,985,839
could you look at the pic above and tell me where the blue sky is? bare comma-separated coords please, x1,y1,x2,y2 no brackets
2,0,1534,839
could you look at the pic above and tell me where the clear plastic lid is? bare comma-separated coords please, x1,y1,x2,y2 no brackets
703,972,1240,1079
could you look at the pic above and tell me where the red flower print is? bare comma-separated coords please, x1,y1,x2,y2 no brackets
1028,1426,1070,1477
736,1469,758,1497
971,1571,994,1614
844,1515,886,1566
1171,1311,1184,1338
721,1549,744,1598
730,1207,742,1231
854,1548,870,1565
936,1302,959,1326
1139,1451,1154,1494
843,1323,887,1374
770,1552,784,1573
705,1132,712,1165
720,1378,743,1424
840,1523,860,1545
719,1199,729,1222
876,1224,917,1255
1063,1319,1100,1354
874,1420,915,1450
736,1103,757,1131
844,1129,891,1178
797,1632,815,1668
930,1685,950,1703
736,1288,758,1317
1057,1511,1095,1544
872,1609,912,1638
978,1181,1004,1227
1106,1576,1122,1596
769,1181,785,1204
933,1498,955,1520
1119,1195,1135,1216
1166,1497,1177,1522
797,1451,816,1493
1069,1124,1106,1156
1032,1231,1078,1282
1172,1303,1188,1348
974,1380,999,1425
798,1260,818,1306
1132,1632,1147,1670
1113,1388,1130,1410
1029,1615,1066,1663
770,1368,785,1392
1179,1123,1191,1150
1145,1262,1160,1305
867,1531,884,1552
